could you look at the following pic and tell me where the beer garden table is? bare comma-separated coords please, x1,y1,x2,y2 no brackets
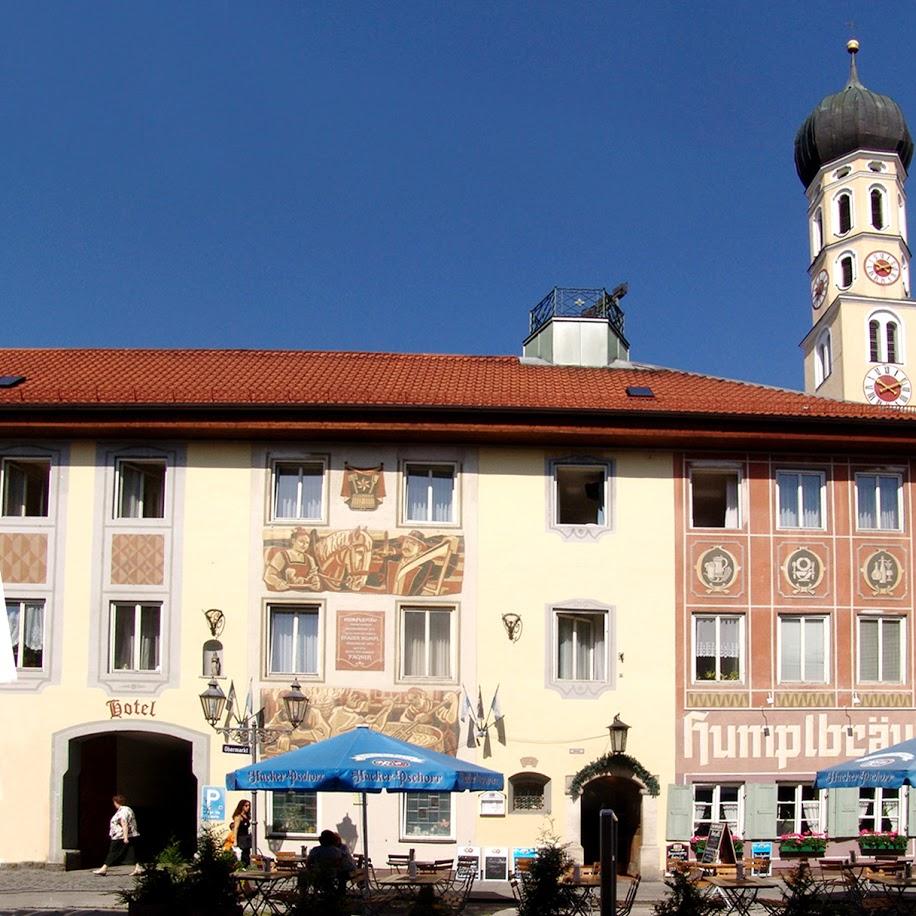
707,875,780,916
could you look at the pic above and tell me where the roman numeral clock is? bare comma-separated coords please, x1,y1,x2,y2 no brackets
864,364,912,406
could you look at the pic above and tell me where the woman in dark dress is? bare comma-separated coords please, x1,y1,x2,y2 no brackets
231,799,252,866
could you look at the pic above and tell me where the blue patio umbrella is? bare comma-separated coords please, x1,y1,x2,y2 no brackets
225,724,503,870
814,737,916,788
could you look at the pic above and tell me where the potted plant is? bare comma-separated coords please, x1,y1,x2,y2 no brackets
119,828,241,916
778,831,827,856
858,830,909,853
517,824,577,916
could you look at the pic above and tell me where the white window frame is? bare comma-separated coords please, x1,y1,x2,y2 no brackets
266,790,319,838
269,458,328,523
108,601,162,673
778,615,830,684
398,603,457,683
835,189,854,235
776,784,825,835
692,784,742,839
553,462,610,529
837,251,856,290
5,598,46,673
855,472,904,532
1,458,51,518
857,615,905,684
814,331,832,388
688,466,742,529
402,462,459,527
692,614,745,683
867,309,904,365
859,787,904,834
552,608,609,683
114,458,167,520
266,603,323,679
776,470,826,530
811,208,824,257
401,791,454,841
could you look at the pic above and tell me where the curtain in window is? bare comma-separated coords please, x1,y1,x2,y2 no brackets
270,611,318,673
860,618,879,681
112,605,135,670
778,474,799,527
403,611,426,676
781,618,801,681
804,618,825,681
801,799,821,831
882,620,901,682
858,477,878,528
406,471,429,522
139,605,160,671
119,465,144,518
301,469,322,518
719,617,740,663
879,476,899,529
724,475,739,528
430,470,453,523
428,610,451,677
801,474,821,526
275,467,300,518
557,614,603,680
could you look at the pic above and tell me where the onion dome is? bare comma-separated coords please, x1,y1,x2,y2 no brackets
794,40,913,188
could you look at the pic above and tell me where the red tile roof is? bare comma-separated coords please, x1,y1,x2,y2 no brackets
0,347,911,422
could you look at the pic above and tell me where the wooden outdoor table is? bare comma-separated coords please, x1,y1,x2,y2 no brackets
866,874,916,914
378,871,442,904
707,875,779,916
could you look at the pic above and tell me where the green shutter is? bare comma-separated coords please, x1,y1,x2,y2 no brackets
827,788,859,839
908,788,916,838
666,784,693,841
743,783,777,840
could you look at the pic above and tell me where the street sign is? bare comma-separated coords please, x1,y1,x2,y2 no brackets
200,786,226,821
223,743,251,755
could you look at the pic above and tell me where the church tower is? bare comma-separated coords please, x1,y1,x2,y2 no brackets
797,41,915,406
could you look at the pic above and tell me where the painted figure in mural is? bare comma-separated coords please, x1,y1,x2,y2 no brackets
313,527,374,591
94,795,142,876
264,527,321,591
392,532,456,596
327,689,396,734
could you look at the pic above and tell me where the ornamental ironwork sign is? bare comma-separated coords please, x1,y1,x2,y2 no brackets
696,546,739,593
862,550,902,596
783,547,824,594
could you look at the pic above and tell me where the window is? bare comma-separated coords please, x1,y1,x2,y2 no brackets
693,615,743,682
403,792,452,839
268,790,318,836
871,187,887,229
400,605,454,680
777,471,825,528
404,464,455,524
555,609,607,682
554,464,607,526
109,602,161,672
1,459,50,517
268,605,320,676
272,461,325,521
839,254,854,288
779,616,828,683
811,208,823,255
5,599,44,669
837,191,852,234
868,311,902,363
859,788,902,834
692,785,740,839
509,773,551,813
776,785,823,835
690,469,740,528
814,332,832,387
858,616,904,683
116,460,165,519
856,473,902,531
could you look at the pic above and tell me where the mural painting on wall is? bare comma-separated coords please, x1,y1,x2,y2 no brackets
695,545,739,593
341,464,385,511
782,546,825,595
861,549,903,596
263,527,463,595
259,686,460,758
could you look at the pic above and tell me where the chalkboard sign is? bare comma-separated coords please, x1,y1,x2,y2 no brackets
700,822,736,864
483,847,508,881
666,842,690,875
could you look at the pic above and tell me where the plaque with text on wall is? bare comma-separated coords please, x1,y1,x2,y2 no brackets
336,611,385,671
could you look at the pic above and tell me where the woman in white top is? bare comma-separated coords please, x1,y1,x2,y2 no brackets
94,795,141,876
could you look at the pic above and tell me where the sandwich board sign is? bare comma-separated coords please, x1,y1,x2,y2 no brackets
699,822,736,865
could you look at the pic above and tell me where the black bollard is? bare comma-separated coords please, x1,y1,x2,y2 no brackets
599,809,617,916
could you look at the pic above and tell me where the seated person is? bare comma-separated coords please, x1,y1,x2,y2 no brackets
306,829,354,894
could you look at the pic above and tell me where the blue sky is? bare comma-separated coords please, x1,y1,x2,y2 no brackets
2,1,914,390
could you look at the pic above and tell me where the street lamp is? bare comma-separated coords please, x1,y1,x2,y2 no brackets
607,714,630,755
199,677,309,855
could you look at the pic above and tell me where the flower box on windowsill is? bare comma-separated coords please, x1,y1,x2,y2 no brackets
690,839,745,859
858,834,908,854
778,841,827,856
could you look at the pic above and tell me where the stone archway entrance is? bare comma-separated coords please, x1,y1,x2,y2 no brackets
60,730,198,867
579,775,642,874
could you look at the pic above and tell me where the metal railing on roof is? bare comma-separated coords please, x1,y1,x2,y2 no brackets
529,285,628,336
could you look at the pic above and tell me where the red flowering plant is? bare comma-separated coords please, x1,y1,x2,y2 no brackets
690,834,745,857
778,831,827,853
858,830,908,852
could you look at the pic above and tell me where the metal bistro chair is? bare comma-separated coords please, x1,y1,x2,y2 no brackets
616,874,641,916
387,853,412,873
438,869,476,915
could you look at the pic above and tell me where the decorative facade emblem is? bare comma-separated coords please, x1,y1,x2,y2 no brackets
863,550,902,596
696,546,739,593
341,464,385,510
783,547,824,594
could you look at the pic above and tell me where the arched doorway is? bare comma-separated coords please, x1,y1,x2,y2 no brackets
579,775,642,874
61,730,198,866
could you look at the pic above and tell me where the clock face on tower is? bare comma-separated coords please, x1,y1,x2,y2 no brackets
811,269,829,309
864,364,912,406
865,250,901,285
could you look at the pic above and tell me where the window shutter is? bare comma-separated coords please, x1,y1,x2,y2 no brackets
666,784,693,841
908,789,916,838
743,783,777,840
827,788,860,839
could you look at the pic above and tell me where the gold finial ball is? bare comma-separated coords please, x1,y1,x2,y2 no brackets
847,39,860,54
